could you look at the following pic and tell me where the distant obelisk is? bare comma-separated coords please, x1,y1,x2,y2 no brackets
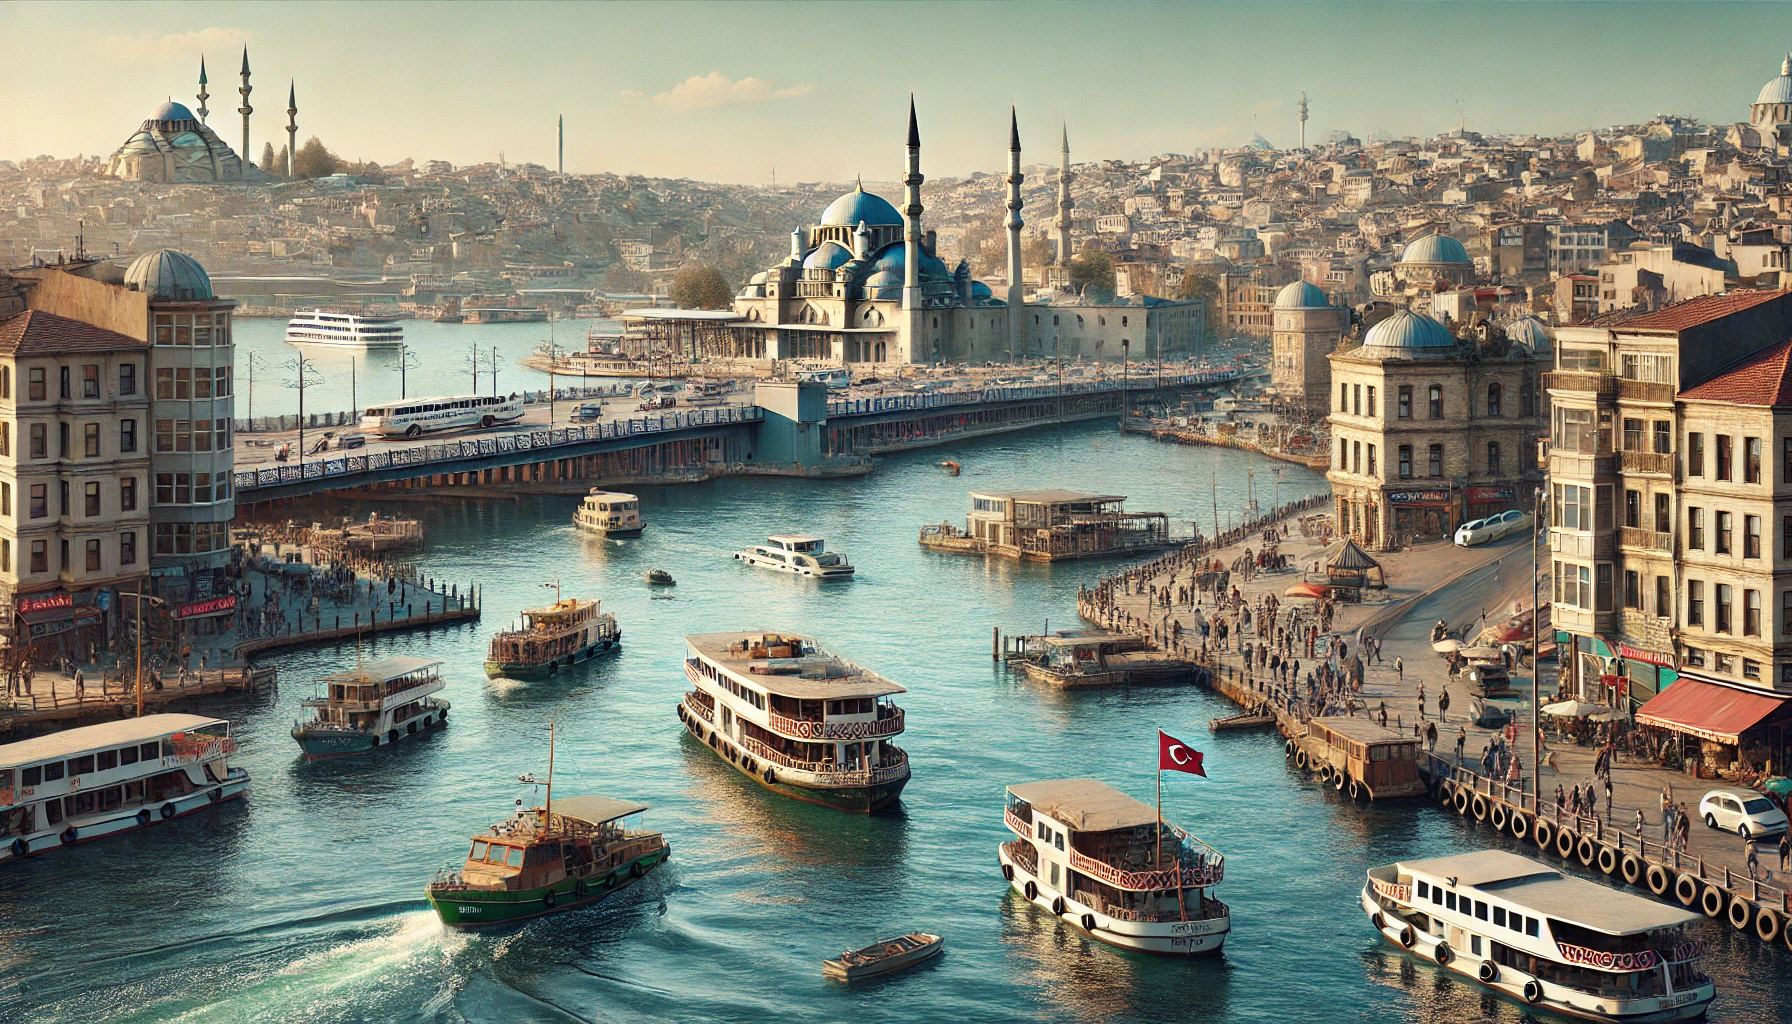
558,115,564,175
238,47,253,169
286,81,298,179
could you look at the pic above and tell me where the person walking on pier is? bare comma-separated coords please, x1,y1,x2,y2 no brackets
1394,656,1403,684
1603,776,1614,821
1436,688,1450,724
1634,807,1646,834
1555,783,1567,819
1779,832,1790,875
1416,683,1426,720
1425,720,1437,753
1747,839,1762,882
1454,726,1465,765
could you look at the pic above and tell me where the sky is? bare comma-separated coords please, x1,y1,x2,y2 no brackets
2,1,1789,184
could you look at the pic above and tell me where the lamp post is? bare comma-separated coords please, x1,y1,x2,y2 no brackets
284,354,318,468
1122,337,1130,426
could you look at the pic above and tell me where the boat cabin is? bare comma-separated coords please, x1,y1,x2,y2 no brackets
304,656,444,730
956,490,1170,560
454,795,659,893
1303,716,1425,798
576,490,642,533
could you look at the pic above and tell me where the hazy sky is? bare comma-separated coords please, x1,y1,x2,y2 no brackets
3,1,1788,183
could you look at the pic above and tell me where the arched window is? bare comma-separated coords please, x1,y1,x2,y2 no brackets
1428,384,1443,419
1487,382,1502,417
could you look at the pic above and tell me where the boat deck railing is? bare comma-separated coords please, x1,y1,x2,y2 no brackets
766,705,903,740
741,736,909,785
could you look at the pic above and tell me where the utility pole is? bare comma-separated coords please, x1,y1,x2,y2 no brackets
1532,485,1544,811
490,346,502,397
468,340,480,395
350,355,357,418
285,354,318,466
398,343,419,399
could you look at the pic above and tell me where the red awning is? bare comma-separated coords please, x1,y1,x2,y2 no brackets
1635,676,1788,745
1284,582,1329,599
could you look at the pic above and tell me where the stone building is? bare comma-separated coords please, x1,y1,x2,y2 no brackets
1326,310,1545,549
1268,280,1346,418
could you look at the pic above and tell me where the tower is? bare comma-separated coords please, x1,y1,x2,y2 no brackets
1053,122,1075,265
901,95,926,356
285,81,298,179
237,47,253,170
195,57,210,124
558,115,564,175
1004,105,1025,362
1298,92,1309,151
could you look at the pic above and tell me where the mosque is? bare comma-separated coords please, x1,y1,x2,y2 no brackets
103,50,293,183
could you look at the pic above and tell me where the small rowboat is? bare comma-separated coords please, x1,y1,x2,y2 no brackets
645,569,676,586
1209,711,1276,732
822,932,943,981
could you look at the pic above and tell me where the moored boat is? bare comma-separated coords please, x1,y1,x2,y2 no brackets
485,592,620,679
823,932,944,980
734,534,855,579
573,490,644,537
998,778,1230,955
1,714,248,860
677,631,908,812
291,656,449,759
1363,849,1714,1021
646,569,676,586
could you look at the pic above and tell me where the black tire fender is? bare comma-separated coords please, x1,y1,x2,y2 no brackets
1555,828,1577,859
60,828,77,845
1532,819,1553,850
1348,779,1364,802
763,767,776,785
1523,980,1543,1003
1511,813,1530,840
1285,740,1295,759
1621,854,1644,886
1576,835,1597,866
1675,873,1701,907
1646,864,1671,895
543,889,557,909
1596,845,1619,876
136,808,152,825
1489,805,1507,831
1727,894,1754,931
1371,912,1385,931
1700,885,1725,919
1023,880,1038,901
1001,863,1014,881
1080,912,1096,932
1755,907,1782,943
1453,788,1471,815
1294,749,1309,770
1398,924,1416,948
1051,896,1066,916
1434,941,1453,966
1471,794,1489,821
161,802,178,820
631,860,646,879
1478,960,1498,983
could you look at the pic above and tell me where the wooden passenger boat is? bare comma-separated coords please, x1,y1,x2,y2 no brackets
485,591,620,679
1289,716,1426,800
1017,633,1192,688
573,490,644,537
823,932,943,980
292,655,449,759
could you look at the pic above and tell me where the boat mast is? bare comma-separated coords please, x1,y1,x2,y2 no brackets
543,719,555,836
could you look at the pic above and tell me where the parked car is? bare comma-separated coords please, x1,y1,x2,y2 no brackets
1453,517,1496,547
1489,508,1532,538
1699,788,1789,840
333,432,368,450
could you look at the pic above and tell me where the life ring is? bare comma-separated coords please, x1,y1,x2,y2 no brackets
1532,819,1553,850
136,808,152,825
1575,835,1596,866
1596,845,1619,876
1700,885,1725,919
1471,794,1489,821
10,837,28,857
631,860,646,878
1051,896,1066,916
763,767,776,785
1523,980,1543,1003
1398,924,1416,948
1555,828,1577,859
1489,805,1507,831
60,828,77,845
1348,779,1364,802
543,889,557,908
1433,941,1453,966
1675,873,1702,907
1333,770,1346,792
1001,863,1014,881
1727,894,1754,931
1620,854,1643,886
1646,864,1672,896
1510,813,1529,840
1024,880,1038,901
1756,907,1783,943
161,802,177,820
1453,789,1470,815
1477,960,1499,983
1080,912,1097,932
1294,749,1309,770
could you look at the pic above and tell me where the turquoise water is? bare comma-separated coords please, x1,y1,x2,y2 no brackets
2,424,1785,1023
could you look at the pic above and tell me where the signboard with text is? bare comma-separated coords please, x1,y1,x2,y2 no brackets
1387,489,1450,506
176,595,238,619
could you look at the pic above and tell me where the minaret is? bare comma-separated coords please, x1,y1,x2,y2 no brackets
901,95,926,359
1298,92,1309,151
558,115,564,175
237,47,253,170
195,57,210,124
285,81,298,179
1004,105,1026,361
1053,121,1075,265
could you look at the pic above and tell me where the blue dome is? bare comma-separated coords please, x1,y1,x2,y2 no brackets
971,280,993,299
150,101,196,122
124,249,212,301
1274,280,1330,309
863,270,902,300
1399,233,1471,265
802,240,853,271
870,241,949,280
820,187,902,228
1363,310,1456,352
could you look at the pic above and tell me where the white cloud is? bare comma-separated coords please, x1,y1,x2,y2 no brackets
96,27,251,64
627,73,811,113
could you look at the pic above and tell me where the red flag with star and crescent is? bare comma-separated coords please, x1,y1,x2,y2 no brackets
1158,729,1207,777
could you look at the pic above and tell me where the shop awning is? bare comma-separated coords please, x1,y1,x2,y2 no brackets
1635,676,1788,745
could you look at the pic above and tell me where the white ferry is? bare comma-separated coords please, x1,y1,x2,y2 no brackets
573,490,643,537
291,656,450,760
1363,850,1714,1021
0,713,248,860
285,309,405,349
677,631,908,812
999,778,1230,955
360,393,524,438
734,534,855,579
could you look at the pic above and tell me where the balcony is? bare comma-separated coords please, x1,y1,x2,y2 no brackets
767,705,904,741
1618,527,1672,552
1005,807,1032,839
1543,371,1616,398
1617,378,1676,404
1619,450,1674,476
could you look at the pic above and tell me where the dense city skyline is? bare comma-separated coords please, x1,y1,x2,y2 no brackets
4,1,1790,181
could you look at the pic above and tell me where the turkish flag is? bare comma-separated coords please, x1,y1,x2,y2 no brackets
1159,730,1207,777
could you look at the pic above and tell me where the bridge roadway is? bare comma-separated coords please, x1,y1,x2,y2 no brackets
232,369,1243,505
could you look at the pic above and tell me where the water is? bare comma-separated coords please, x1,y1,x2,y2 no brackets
3,425,1786,1023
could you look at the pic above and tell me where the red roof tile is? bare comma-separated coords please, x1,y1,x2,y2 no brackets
1618,289,1790,332
1679,337,1792,406
0,310,145,356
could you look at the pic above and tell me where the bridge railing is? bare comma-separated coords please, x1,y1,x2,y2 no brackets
823,368,1243,417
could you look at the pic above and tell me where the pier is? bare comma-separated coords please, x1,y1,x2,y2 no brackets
0,666,277,738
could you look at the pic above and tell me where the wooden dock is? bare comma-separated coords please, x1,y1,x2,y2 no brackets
233,600,480,658
0,665,278,739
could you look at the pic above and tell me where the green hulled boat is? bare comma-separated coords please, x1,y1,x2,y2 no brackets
484,594,620,680
426,792,669,927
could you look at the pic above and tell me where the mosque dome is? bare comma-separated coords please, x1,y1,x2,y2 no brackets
870,241,950,281
1504,314,1554,353
150,100,197,122
124,249,213,301
1273,280,1330,309
105,101,247,183
971,280,993,301
802,240,854,271
863,270,902,300
748,271,768,285
1399,233,1471,265
820,185,902,228
1758,54,1792,105
1362,309,1456,353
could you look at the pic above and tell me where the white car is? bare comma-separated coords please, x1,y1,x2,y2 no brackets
1699,788,1789,840
1453,517,1497,547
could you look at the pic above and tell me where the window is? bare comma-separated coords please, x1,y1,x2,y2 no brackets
1746,437,1762,484
1746,589,1761,636
29,423,45,459
0,365,8,398
1625,489,1640,529
174,368,191,400
1657,575,1670,618
0,421,7,457
1623,418,1644,451
1747,515,1762,558
1717,511,1733,554
1487,442,1500,475
1366,386,1376,417
175,420,191,452
119,362,135,396
28,484,45,519
58,366,70,400
1654,493,1670,534
83,423,99,458
27,367,44,401
1493,906,1507,928
1397,385,1412,419
0,482,8,516
1654,420,1670,455
120,419,136,453
1623,569,1641,609
214,366,231,396
1398,445,1412,479
1353,384,1361,416
1689,432,1704,476
58,421,67,458
78,363,99,399
1689,507,1704,549
1367,444,1377,477
155,419,173,453
1717,434,1733,481
1428,444,1443,477
120,531,136,566
1487,383,1502,417
84,481,99,517
1339,383,1348,412
1717,584,1733,633
84,539,100,572
121,477,136,511
1596,562,1613,611
155,368,173,400
1688,581,1705,626
1353,440,1361,474
29,540,45,574
1428,384,1443,419
1,540,8,572
1745,658,1761,681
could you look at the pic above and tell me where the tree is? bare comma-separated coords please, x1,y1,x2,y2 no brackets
1069,249,1115,299
292,136,341,179
259,142,277,173
671,265,734,309
603,262,649,294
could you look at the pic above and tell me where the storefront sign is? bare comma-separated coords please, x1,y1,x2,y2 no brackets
16,592,72,615
1618,643,1673,668
1387,489,1450,506
177,595,238,619
1466,485,1515,502
1556,942,1657,972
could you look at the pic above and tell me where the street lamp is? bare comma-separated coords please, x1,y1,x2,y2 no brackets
284,354,319,467
1122,337,1130,424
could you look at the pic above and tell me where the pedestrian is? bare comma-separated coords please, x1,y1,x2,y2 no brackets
1780,832,1790,874
1634,807,1645,834
1603,776,1614,820
1417,683,1426,720
1555,783,1566,818
1570,784,1583,818
1747,840,1762,882
1454,726,1466,765
1426,720,1438,753
73,668,84,698
1437,688,1450,724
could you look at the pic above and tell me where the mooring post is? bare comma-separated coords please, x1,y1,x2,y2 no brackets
992,626,1000,661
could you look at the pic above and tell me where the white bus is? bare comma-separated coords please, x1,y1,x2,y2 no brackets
360,394,525,438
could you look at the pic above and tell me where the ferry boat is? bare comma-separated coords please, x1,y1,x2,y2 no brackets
1290,716,1427,800
1363,849,1714,1022
677,631,909,812
462,306,548,324
284,309,405,349
999,778,1230,955
425,727,669,927
484,593,620,679
291,656,450,759
0,713,248,860
734,534,855,579
573,490,644,537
